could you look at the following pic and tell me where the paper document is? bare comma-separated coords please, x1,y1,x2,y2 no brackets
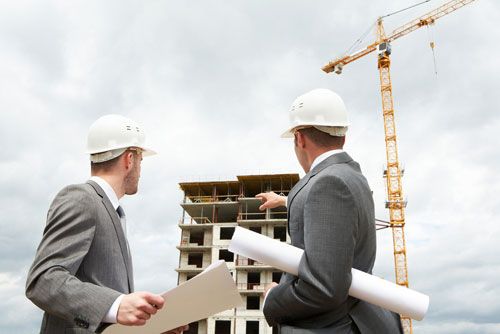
228,226,429,321
103,260,243,334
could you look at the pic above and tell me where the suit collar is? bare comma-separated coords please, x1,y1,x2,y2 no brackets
310,149,344,171
87,179,105,198
287,152,353,208
89,176,120,210
310,151,353,176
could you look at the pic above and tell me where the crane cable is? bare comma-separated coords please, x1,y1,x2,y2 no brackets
381,0,432,19
427,24,438,75
344,20,377,56
343,0,433,58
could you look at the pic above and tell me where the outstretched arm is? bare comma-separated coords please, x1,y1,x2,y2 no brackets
255,192,287,210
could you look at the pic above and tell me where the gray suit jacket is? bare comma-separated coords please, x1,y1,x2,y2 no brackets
26,180,134,334
263,152,403,334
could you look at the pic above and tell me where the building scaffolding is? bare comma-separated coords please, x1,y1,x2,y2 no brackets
176,173,299,334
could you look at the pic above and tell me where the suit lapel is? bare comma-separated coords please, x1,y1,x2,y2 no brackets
287,173,312,210
87,180,134,292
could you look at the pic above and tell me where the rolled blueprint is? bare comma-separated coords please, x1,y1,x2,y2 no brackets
228,226,429,321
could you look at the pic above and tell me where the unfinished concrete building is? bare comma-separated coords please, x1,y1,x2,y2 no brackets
176,174,299,334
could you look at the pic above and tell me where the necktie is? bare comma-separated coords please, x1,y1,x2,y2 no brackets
116,205,134,291
116,205,127,237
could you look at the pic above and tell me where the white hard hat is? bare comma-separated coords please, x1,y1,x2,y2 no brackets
281,88,349,138
87,114,156,163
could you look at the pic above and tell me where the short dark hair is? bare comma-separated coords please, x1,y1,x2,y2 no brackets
90,154,122,174
299,127,345,148
90,149,138,174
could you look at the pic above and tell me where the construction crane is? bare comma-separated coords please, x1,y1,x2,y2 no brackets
322,0,476,332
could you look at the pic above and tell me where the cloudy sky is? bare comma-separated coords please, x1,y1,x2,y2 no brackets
1,0,498,333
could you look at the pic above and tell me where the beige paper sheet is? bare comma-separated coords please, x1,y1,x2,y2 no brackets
103,260,243,334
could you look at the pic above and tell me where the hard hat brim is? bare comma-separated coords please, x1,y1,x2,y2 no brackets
280,127,295,138
280,125,349,138
88,146,157,158
141,147,157,157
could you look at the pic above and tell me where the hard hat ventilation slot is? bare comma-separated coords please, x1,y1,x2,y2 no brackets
291,102,304,112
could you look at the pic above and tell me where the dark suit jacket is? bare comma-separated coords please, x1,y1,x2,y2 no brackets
263,152,403,334
26,180,134,334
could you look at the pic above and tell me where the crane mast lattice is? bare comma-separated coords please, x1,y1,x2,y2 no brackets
321,1,476,332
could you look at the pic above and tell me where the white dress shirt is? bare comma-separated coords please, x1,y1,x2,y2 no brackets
89,176,125,324
309,149,344,172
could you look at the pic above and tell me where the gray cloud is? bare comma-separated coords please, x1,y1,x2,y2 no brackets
1,0,498,333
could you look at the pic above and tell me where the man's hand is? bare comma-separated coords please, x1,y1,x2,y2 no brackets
162,324,189,334
265,282,279,297
117,291,165,326
255,192,287,211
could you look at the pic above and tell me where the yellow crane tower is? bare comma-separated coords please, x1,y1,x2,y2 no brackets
322,0,476,332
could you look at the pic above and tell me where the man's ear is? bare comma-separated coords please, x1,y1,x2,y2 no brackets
296,131,306,149
123,151,134,171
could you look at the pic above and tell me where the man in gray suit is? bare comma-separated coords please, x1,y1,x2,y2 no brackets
257,89,403,333
26,115,188,334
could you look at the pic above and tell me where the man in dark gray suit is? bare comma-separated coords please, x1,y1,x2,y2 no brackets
26,115,188,334
257,89,403,333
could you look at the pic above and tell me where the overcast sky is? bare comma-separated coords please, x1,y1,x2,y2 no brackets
1,0,499,333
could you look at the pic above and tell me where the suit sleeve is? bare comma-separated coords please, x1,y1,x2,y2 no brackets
263,174,358,326
26,185,121,333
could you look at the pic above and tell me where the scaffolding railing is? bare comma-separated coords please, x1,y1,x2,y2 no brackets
183,194,240,204
179,217,213,225
238,211,288,221
236,258,269,267
179,240,212,247
177,264,205,270
238,212,266,220
237,283,268,291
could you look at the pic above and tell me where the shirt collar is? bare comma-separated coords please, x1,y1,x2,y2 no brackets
310,149,344,172
89,176,120,210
